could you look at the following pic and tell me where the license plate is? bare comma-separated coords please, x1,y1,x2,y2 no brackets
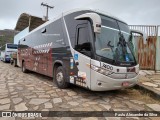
122,82,130,87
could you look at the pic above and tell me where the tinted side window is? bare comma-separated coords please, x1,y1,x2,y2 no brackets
77,27,89,45
75,24,92,57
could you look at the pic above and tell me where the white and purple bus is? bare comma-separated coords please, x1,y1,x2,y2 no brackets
0,43,18,62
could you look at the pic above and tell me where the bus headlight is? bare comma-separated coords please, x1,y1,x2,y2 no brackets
90,65,100,71
91,65,113,76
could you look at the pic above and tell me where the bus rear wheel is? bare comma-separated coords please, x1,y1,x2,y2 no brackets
54,66,69,89
22,61,28,73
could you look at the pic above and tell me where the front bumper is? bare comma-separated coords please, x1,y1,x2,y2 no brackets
90,69,138,91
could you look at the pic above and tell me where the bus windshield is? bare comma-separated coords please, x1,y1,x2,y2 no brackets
7,44,18,49
95,15,136,64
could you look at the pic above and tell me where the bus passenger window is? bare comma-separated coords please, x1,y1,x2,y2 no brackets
75,27,91,56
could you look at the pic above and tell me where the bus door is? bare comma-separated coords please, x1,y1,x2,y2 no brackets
74,23,91,89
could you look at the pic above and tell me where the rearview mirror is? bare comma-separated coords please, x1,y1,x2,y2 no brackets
75,13,102,33
130,29,148,44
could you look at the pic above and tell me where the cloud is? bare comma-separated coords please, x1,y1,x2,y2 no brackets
0,0,160,30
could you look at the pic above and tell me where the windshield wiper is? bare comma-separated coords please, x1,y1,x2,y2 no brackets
117,32,129,62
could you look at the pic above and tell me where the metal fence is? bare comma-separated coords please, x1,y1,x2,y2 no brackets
129,25,157,70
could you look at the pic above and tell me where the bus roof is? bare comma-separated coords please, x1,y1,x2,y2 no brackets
63,8,127,24
21,8,128,40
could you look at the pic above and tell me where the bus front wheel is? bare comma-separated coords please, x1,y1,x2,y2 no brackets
54,66,69,89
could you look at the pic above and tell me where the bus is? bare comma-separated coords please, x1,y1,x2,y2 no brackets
0,43,18,62
18,9,147,91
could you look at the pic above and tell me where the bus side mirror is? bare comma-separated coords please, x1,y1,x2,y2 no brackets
130,29,148,44
75,13,102,33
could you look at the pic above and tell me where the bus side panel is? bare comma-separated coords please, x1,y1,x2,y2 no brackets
18,18,68,78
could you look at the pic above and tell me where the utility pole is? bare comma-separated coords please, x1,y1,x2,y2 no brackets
41,2,54,21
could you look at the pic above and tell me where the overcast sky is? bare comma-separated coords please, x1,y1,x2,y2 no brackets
0,0,160,30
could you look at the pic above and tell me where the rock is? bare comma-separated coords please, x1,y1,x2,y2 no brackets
53,98,62,104
68,102,79,106
0,104,10,110
57,92,65,97
71,107,93,111
28,87,35,90
0,117,15,120
50,93,58,97
46,90,55,94
113,103,126,108
81,117,98,120
155,88,160,91
125,101,145,111
12,98,23,104
8,83,17,86
92,105,103,111
146,104,160,111
142,82,158,88
86,102,97,105
110,99,119,103
17,87,23,90
36,88,44,91
130,100,145,105
153,80,160,83
15,103,28,111
0,98,11,104
56,89,61,92
139,71,147,76
25,95,37,99
44,102,53,109
82,103,89,107
11,95,19,98
105,117,121,120
29,99,49,105
33,106,39,110
113,108,130,111
11,92,18,95
67,91,77,96
126,117,139,120
102,98,110,103
100,104,111,110
145,71,155,75
39,95,50,98
59,104,70,109
64,96,72,101
0,95,8,99
60,117,72,120
9,89,15,92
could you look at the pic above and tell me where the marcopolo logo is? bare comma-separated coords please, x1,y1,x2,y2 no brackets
2,112,12,117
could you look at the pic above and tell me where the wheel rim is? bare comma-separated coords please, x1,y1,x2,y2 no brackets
56,72,63,84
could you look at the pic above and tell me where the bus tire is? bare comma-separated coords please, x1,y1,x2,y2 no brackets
54,66,69,89
22,61,28,73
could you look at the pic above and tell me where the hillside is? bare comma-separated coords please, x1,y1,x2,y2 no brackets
0,29,19,47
